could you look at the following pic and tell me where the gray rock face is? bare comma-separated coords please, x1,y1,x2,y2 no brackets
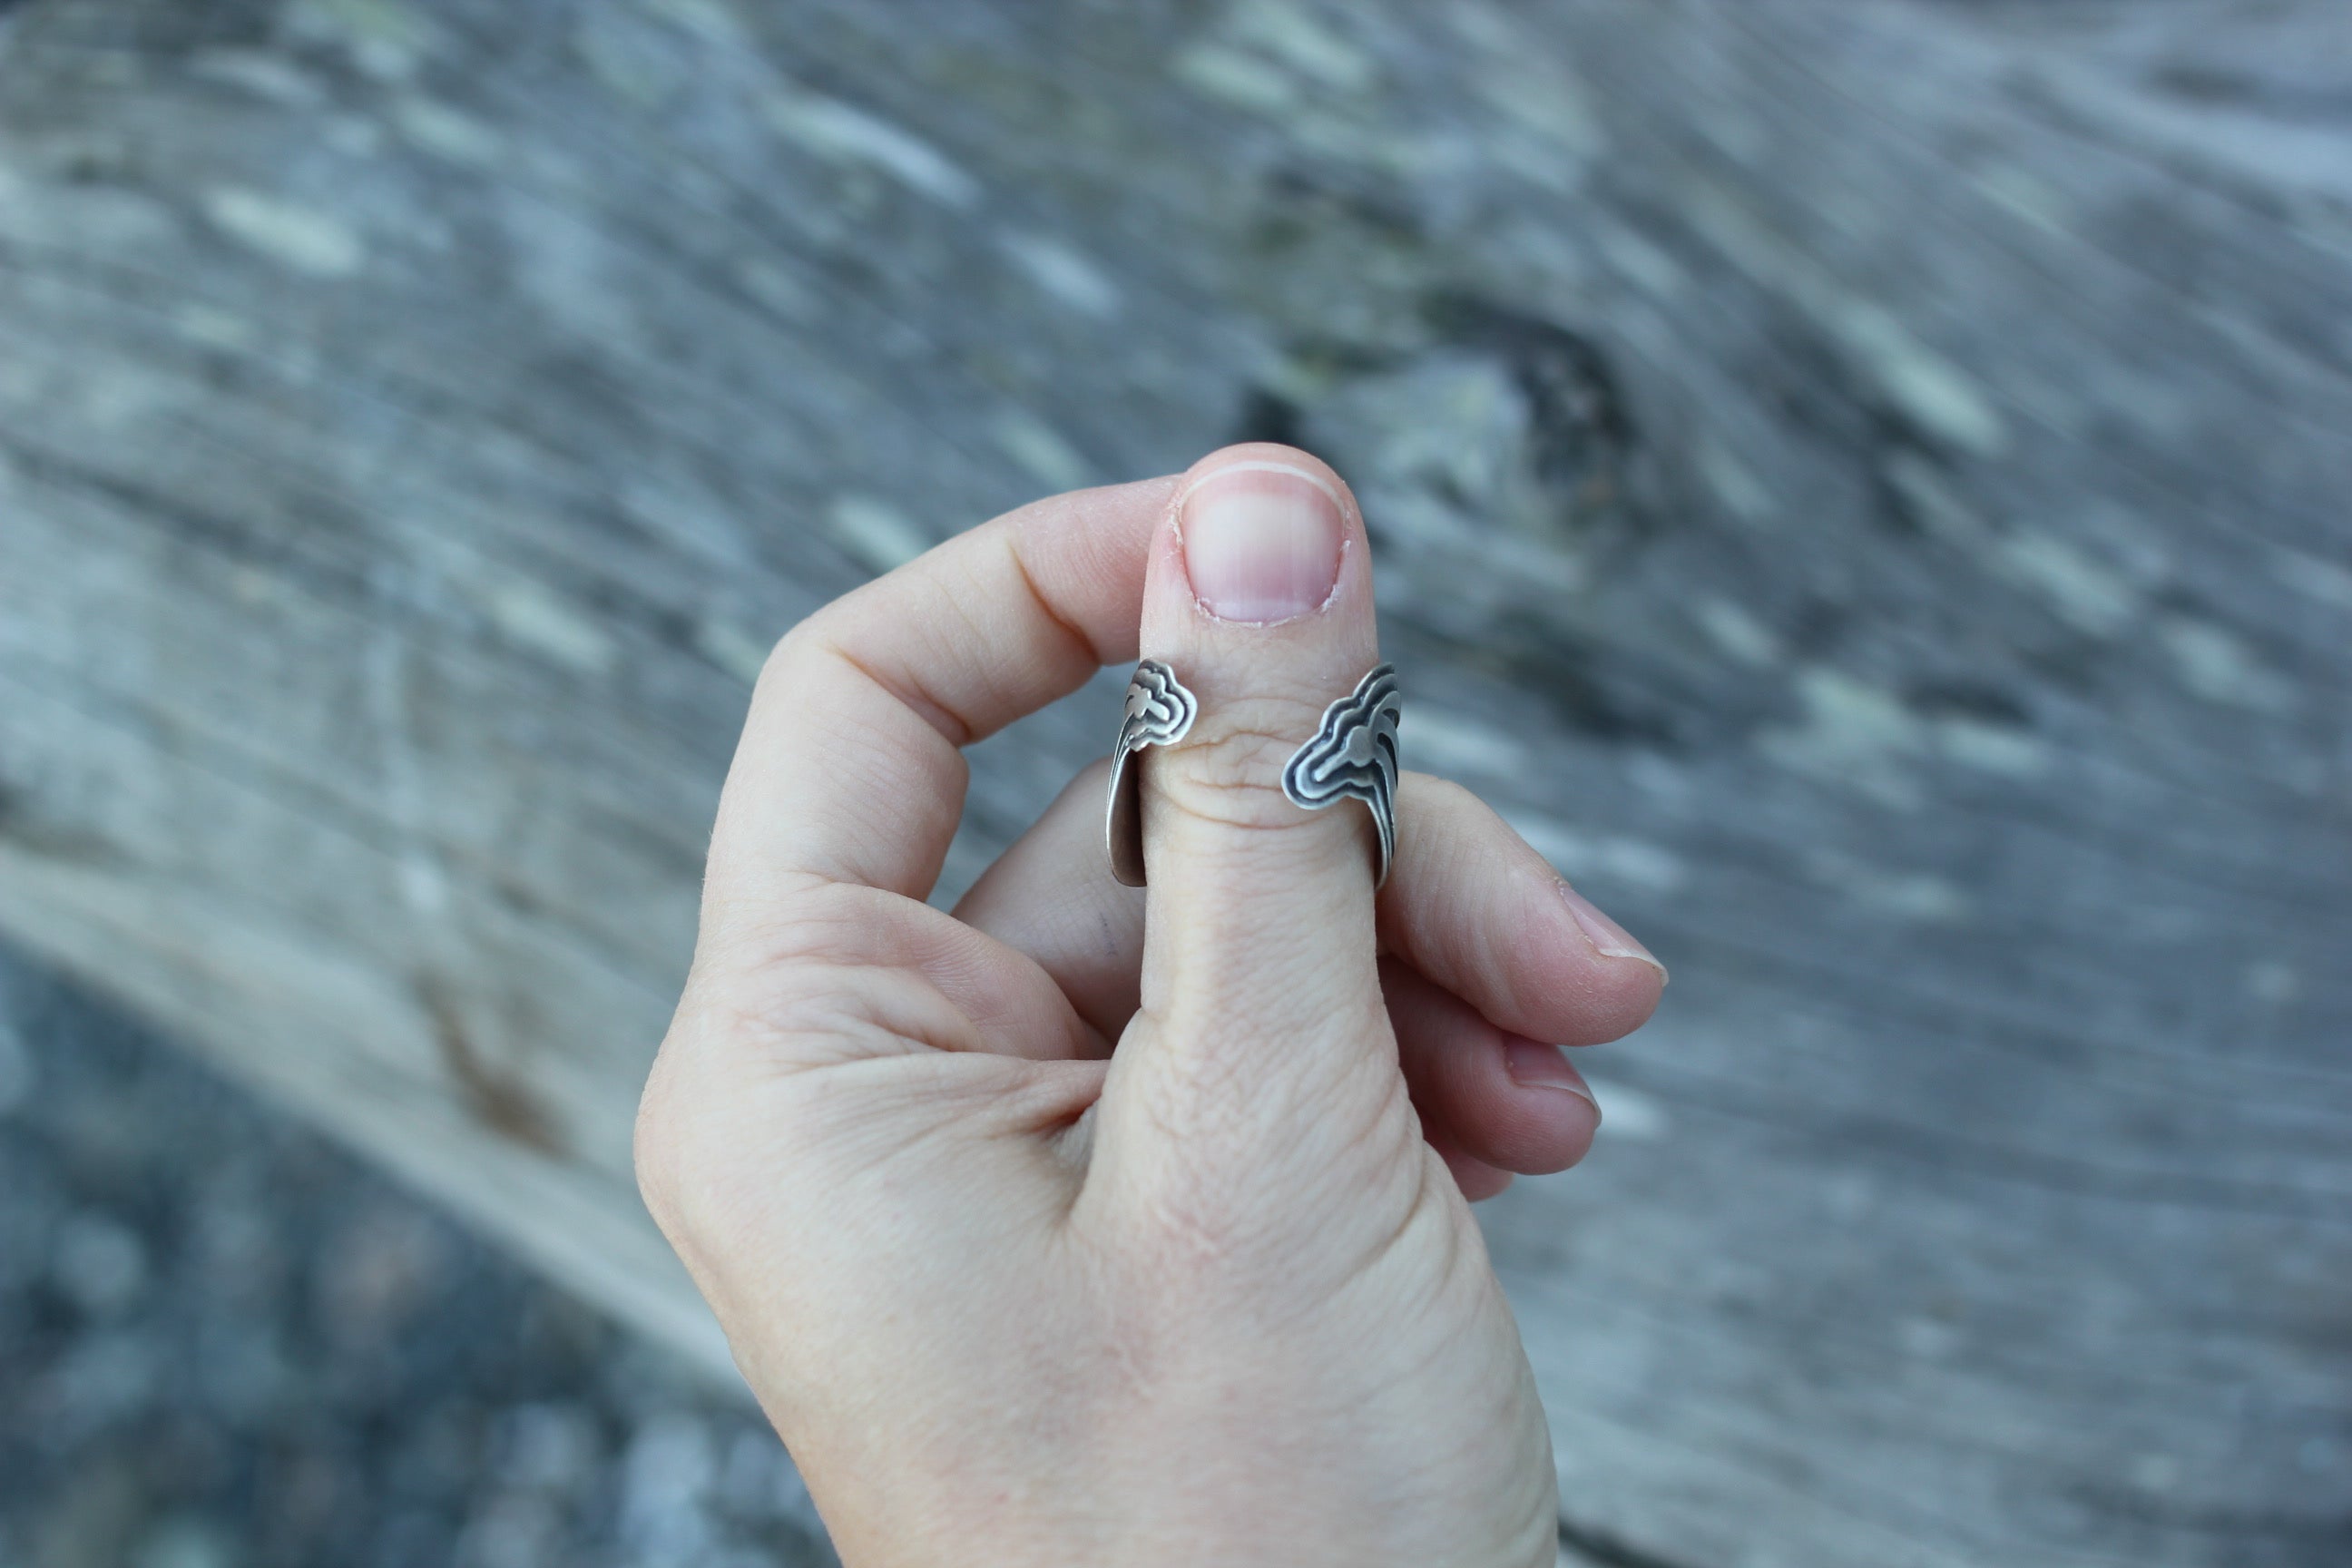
0,941,835,1568
0,2,2345,1564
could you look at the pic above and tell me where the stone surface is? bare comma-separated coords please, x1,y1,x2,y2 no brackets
0,2,2346,1563
0,940,835,1568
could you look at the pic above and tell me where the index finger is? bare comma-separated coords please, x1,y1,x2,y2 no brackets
706,475,1180,906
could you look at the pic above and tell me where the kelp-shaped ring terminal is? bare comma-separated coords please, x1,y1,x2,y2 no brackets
1280,662,1402,887
1104,659,1199,887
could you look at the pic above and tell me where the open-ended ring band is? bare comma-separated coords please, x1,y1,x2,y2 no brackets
1280,662,1401,888
1105,659,1197,887
1105,660,1401,888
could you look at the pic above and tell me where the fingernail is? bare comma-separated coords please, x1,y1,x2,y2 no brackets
1180,462,1345,624
1504,1038,1599,1114
1559,882,1669,984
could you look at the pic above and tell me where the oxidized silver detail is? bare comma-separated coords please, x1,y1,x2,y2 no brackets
1281,663,1401,887
1104,659,1198,887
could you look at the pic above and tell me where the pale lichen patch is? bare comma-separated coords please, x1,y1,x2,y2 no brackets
1759,668,1926,808
766,91,979,210
991,412,1092,494
201,188,364,278
828,495,930,575
693,618,775,688
1477,49,1602,161
1976,163,2072,242
1883,450,1987,544
1936,718,2052,779
0,181,177,254
1765,665,2053,796
1222,1,1378,93
1900,1316,1964,1361
1599,225,1684,298
1696,599,1780,668
324,116,386,160
1698,440,1771,524
394,97,505,167
484,578,619,677
1686,180,2007,460
289,0,437,82
1838,301,2009,459
190,49,326,107
2244,961,2300,1006
1808,849,1972,924
2001,533,2137,634
574,20,679,108
1172,43,1300,113
173,305,257,351
733,259,816,320
1403,710,1525,780
2271,545,2352,612
996,231,1124,320
2160,616,2296,714
644,0,747,46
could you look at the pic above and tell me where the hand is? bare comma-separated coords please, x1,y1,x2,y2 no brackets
636,445,1665,1566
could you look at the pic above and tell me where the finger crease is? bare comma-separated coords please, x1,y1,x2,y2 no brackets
825,640,975,748
1005,534,1111,671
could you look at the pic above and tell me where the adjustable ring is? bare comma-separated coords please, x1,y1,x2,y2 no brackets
1105,659,1197,887
1103,659,1402,889
1281,663,1401,887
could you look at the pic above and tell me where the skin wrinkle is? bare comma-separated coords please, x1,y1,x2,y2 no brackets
1002,527,1118,674
740,666,965,825
1425,1132,1514,1202
705,883,921,981
1163,703,1338,777
1324,1082,1439,1289
789,488,1136,760
1381,964,1596,1175
1119,995,1393,1196
1103,1125,1426,1371
1351,1162,1475,1358
820,632,977,749
709,889,1091,1064
1152,775,1357,838
720,971,968,1066
932,545,1059,728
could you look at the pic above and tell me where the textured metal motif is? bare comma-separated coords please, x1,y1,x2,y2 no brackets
1104,659,1198,887
1281,662,1402,887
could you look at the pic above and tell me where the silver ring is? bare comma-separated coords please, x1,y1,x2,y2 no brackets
1103,660,1401,888
1282,663,1401,887
1105,659,1197,887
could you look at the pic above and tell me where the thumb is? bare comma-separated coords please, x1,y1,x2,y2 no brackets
1097,444,1406,1193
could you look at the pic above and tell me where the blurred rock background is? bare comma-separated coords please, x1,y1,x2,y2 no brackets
0,1,2346,1564
0,939,835,1568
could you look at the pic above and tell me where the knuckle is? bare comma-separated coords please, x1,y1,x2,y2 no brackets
632,1039,701,1240
755,618,823,693
630,973,845,1249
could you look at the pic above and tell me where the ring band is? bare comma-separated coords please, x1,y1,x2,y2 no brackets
1105,659,1197,887
1281,663,1401,887
1103,659,1401,888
